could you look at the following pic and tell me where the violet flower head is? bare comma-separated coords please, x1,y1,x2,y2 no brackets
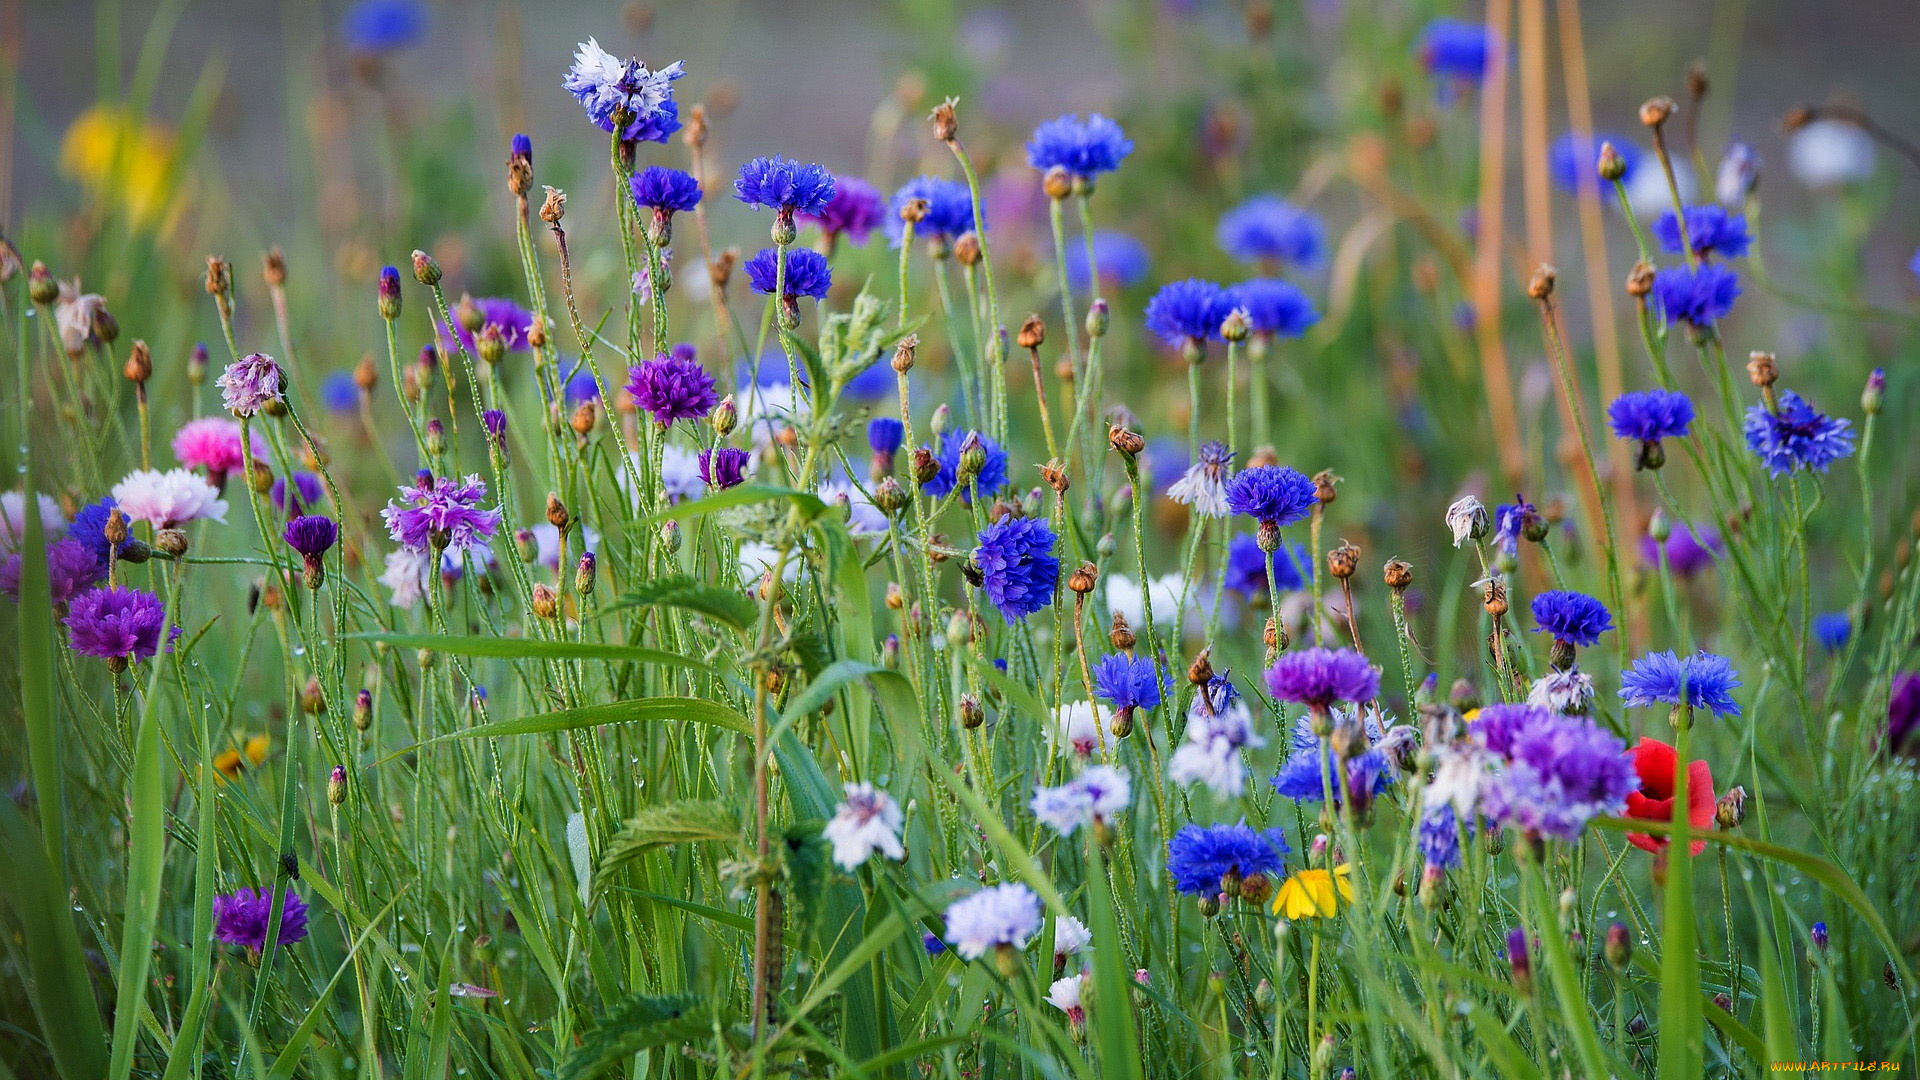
1416,18,1496,85
1607,389,1694,443
1652,263,1741,327
630,166,703,213
1144,278,1232,348
944,882,1043,961
973,515,1059,622
1530,590,1613,648
734,157,836,215
271,472,324,515
1225,465,1316,527
1272,724,1393,807
1025,113,1134,180
1653,204,1751,259
1165,823,1289,896
1480,712,1638,842
744,247,833,301
1,537,107,606
1743,390,1855,476
480,409,509,463
213,887,310,949
1226,279,1320,338
65,497,119,563
1640,523,1721,578
442,297,533,355
883,176,977,246
924,431,1009,504
1264,647,1379,709
699,448,751,491
1092,653,1166,712
1418,806,1463,871
803,176,886,244
216,352,283,417
626,351,719,425
1619,650,1743,717
1217,195,1326,268
380,472,501,554
283,515,338,560
867,417,905,457
64,585,168,663
563,38,684,142
1470,703,1553,758
1889,673,1920,758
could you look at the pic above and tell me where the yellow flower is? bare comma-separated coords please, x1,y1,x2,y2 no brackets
1271,865,1353,919
59,105,181,229
212,733,272,780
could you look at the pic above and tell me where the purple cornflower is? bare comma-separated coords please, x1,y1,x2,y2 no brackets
1470,703,1551,757
1065,231,1151,291
1416,18,1496,86
1889,673,1920,758
271,472,324,515
1608,389,1694,468
943,882,1043,961
803,176,886,245
213,887,310,949
973,516,1059,622
1166,823,1289,896
626,350,719,425
1506,928,1532,989
744,248,833,301
867,417,905,457
1743,390,1855,475
924,431,1009,504
1530,590,1614,649
699,448,751,491
283,515,338,559
381,472,501,554
216,352,284,417
1264,647,1379,708
1640,523,1721,578
64,585,167,663
1493,496,1540,555
1652,263,1741,327
341,0,424,53
443,297,533,356
1480,711,1638,842
1025,113,1134,181
1223,534,1311,597
1,538,107,606
1225,465,1316,527
1620,650,1743,717
1653,205,1751,259
734,157,836,216
631,166,703,213
563,38,684,143
1549,131,1640,191
884,176,977,246
481,409,509,463
1227,279,1320,338
1092,653,1166,712
1145,279,1233,350
1216,195,1326,268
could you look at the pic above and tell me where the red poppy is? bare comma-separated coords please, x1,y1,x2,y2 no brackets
1624,737,1715,856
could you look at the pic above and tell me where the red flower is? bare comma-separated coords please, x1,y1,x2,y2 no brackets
1624,737,1714,856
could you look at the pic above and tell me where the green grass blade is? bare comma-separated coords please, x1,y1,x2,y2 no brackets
1085,846,1144,1080
377,697,751,764
353,631,720,673
15,479,64,873
107,659,171,1080
0,800,108,1078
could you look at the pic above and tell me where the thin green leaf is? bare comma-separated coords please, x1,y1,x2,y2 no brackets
0,801,106,1079
107,661,170,1080
555,993,717,1080
593,801,741,900
376,697,751,764
596,574,759,632
353,631,719,673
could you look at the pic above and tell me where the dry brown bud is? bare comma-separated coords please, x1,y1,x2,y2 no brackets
1108,425,1145,457
123,340,152,384
263,246,288,287
1313,470,1339,504
1639,96,1676,128
1068,561,1098,594
1527,264,1557,301
1017,313,1046,351
953,232,981,267
892,334,918,373
1746,351,1778,388
1626,261,1656,298
1042,166,1072,200
204,255,232,297
931,97,959,142
1109,612,1136,652
546,493,570,529
539,187,567,225
1328,542,1361,580
1384,558,1413,590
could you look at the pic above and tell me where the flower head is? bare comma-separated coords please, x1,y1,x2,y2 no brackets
1640,523,1721,578
744,247,832,301
64,497,117,562
883,176,977,246
626,350,719,425
213,887,309,949
1030,765,1131,835
1144,279,1232,347
1048,700,1110,759
342,0,424,53
867,417,905,457
64,585,168,662
1166,441,1234,518
1743,390,1855,475
2,491,65,554
1226,279,1319,338
283,515,338,559
1416,18,1496,85
380,471,500,554
1025,113,1134,180
1527,667,1596,715
630,166,703,213
1264,647,1379,708
272,472,324,515
1787,120,1874,189
973,516,1059,622
1092,654,1166,712
734,157,836,215
563,38,684,142
1717,140,1761,205
1653,204,1751,259
1225,465,1316,527
1619,649,1742,717
1046,973,1086,1026
172,417,263,480
1165,823,1289,896
1271,744,1393,807
216,352,283,417
1216,195,1326,268
1480,711,1638,842
1065,231,1151,291
1813,611,1851,652
1272,865,1353,919
699,447,752,491
112,468,228,528
441,297,533,355
1607,389,1694,443
944,882,1043,961
803,176,885,244
1417,806,1463,871
1623,737,1715,855
1549,131,1639,191
1652,263,1741,327
1889,673,1920,758
923,431,1009,504
1530,590,1613,648
1,537,107,605
1446,495,1489,547
824,782,905,869
1222,534,1311,598
1168,680,1265,798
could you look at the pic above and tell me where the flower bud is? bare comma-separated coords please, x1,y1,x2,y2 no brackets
576,552,597,596
1746,351,1777,388
959,694,985,730
1862,368,1885,416
1327,542,1360,580
659,519,682,554
1085,298,1110,339
1108,425,1145,458
1068,561,1098,594
425,419,446,457
155,528,189,558
1626,261,1655,298
891,335,918,373
1526,264,1556,301
712,395,738,437
328,765,348,806
28,261,58,305
411,250,442,286
124,340,152,384
1506,927,1533,994
546,493,570,530
1109,612,1135,652
1017,313,1045,351
1597,141,1628,182
531,584,559,620
930,404,952,438
1715,785,1746,829
1383,558,1412,590
300,677,327,716
1639,95,1676,128
353,688,373,731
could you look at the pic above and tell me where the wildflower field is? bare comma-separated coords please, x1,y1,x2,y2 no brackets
3,1,1919,1077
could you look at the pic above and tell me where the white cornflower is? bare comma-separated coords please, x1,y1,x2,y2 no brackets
1052,914,1091,962
1444,495,1487,548
379,547,433,609
817,476,888,537
1626,158,1697,219
111,468,228,528
1,491,66,553
1046,973,1086,1026
823,782,905,870
944,882,1043,961
1029,765,1131,836
1423,742,1497,819
1527,667,1595,715
659,444,705,504
532,522,600,570
737,541,801,588
1105,572,1186,630
1048,700,1109,759
1787,120,1874,189
1169,680,1264,798
1166,441,1234,519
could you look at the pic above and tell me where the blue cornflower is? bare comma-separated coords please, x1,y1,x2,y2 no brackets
883,176,977,246
1530,590,1613,649
631,166,704,213
1619,649,1743,717
1493,496,1540,555
1813,611,1851,652
923,431,1009,504
1222,533,1311,598
803,177,886,245
1417,806,1463,871
562,361,600,404
1065,231,1151,291
1226,278,1320,338
973,516,1060,622
1416,18,1496,86
1092,653,1167,712
66,497,118,563
1216,195,1326,268
1743,390,1855,476
1608,390,1694,443
1165,823,1289,896
734,157,836,216
1652,263,1741,327
1146,279,1233,349
867,417,905,457
1652,204,1752,259
1025,113,1134,181
842,363,892,402
342,0,425,53
1225,465,1316,527
744,248,833,301
1549,131,1640,191
321,371,360,414
1272,745,1393,807
563,38,684,143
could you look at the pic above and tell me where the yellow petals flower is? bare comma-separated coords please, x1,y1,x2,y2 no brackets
59,105,182,229
1271,864,1353,919
212,734,272,780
